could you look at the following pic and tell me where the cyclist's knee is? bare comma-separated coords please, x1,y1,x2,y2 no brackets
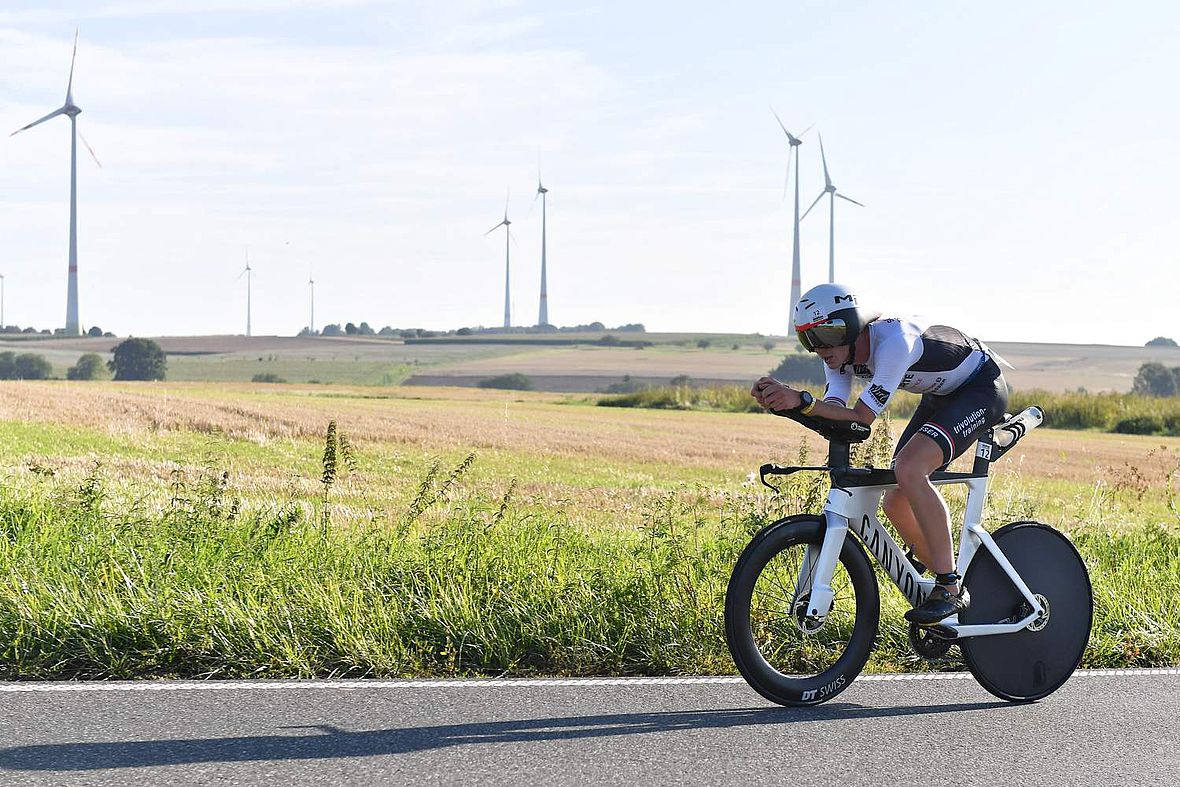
882,488,906,518
893,455,931,489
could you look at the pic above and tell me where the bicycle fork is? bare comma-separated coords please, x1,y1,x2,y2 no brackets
795,493,852,620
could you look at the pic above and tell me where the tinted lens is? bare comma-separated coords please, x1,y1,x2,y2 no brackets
799,319,848,349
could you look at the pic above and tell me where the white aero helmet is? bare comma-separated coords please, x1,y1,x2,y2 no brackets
793,283,878,351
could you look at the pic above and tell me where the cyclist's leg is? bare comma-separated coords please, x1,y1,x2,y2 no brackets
901,362,1009,623
882,396,940,567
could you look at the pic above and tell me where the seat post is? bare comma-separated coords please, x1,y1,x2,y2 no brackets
828,440,850,470
972,434,995,476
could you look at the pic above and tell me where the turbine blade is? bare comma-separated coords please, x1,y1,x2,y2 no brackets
10,106,67,135
66,29,78,102
836,193,864,207
485,221,506,236
770,106,801,145
800,191,825,221
78,128,102,168
798,123,814,138
818,133,832,187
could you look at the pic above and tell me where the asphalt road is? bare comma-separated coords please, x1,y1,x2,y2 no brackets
0,671,1176,786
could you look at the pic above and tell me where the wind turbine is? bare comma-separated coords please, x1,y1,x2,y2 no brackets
800,134,863,283
771,108,810,313
308,269,315,335
534,165,550,327
10,30,101,337
237,249,252,337
485,191,513,329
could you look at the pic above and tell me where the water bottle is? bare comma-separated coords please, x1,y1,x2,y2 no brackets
992,406,1043,448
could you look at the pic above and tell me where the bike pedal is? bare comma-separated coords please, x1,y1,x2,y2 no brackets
921,623,959,640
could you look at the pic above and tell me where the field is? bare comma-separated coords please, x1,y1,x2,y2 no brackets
0,379,1177,679
4,333,1177,393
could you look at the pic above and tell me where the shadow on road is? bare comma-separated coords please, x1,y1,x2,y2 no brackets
0,700,1011,772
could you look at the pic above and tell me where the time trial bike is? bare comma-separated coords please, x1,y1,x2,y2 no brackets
724,406,1092,705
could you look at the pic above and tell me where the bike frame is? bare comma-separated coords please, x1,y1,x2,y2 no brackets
796,441,1046,640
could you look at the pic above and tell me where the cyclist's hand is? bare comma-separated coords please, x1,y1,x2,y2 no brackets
751,377,801,411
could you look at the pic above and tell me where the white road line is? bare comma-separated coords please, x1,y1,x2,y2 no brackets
0,669,1176,693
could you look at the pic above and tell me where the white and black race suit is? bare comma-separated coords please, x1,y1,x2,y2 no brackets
821,317,1009,465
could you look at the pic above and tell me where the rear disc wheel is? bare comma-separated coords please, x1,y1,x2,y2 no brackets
960,522,1092,702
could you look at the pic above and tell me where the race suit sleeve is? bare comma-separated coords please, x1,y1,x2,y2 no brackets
858,334,922,416
822,363,852,407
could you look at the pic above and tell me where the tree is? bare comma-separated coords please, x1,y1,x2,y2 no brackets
14,353,52,379
87,326,104,337
108,338,167,381
1146,336,1178,347
357,322,375,335
1131,362,1178,397
321,324,343,337
67,353,108,380
762,340,777,353
768,353,826,385
345,322,358,335
697,339,711,349
477,373,534,390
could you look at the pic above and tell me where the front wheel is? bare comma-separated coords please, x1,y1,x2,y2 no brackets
960,521,1093,702
725,515,879,706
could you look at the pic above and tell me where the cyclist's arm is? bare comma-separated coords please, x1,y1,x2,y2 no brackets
804,397,877,424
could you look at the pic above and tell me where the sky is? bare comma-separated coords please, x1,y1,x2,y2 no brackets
0,0,1177,345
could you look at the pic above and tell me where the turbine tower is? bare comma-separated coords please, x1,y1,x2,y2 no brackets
11,30,101,337
535,168,550,327
237,250,252,337
801,134,863,283
485,192,513,328
771,108,810,313
308,270,315,335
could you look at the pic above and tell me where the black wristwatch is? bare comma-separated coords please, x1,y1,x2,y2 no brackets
793,390,815,414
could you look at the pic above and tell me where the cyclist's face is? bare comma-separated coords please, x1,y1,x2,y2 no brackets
815,345,851,368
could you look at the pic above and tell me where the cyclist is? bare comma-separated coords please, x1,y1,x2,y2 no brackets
751,283,1009,624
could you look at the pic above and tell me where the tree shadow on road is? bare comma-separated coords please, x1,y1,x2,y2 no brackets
0,699,1012,772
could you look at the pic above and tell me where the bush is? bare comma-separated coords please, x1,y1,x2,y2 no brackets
86,326,103,337
66,353,108,381
1146,337,1178,347
14,353,52,380
477,373,534,391
697,339,711,349
1113,415,1165,435
108,338,167,381
598,384,762,413
252,373,288,384
599,334,620,346
768,354,825,385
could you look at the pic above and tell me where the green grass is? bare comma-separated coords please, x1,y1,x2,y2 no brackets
0,417,1176,679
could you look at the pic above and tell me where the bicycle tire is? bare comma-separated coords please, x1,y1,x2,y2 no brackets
725,514,879,706
960,521,1092,702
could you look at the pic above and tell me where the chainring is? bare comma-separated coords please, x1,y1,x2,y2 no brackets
908,621,956,660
